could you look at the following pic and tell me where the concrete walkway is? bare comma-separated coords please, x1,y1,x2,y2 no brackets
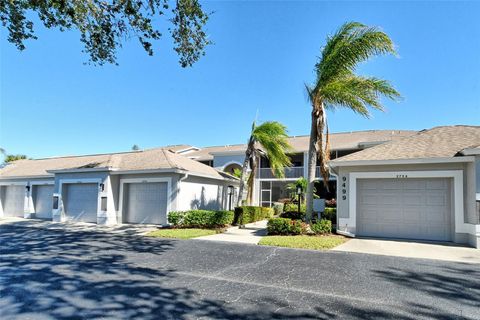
333,238,480,264
194,220,268,244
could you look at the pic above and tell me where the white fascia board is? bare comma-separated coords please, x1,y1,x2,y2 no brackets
110,168,236,183
461,148,480,156
0,175,54,180
176,147,200,154
329,156,475,168
110,168,179,175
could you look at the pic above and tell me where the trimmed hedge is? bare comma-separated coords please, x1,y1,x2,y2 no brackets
280,207,336,224
311,219,332,235
233,206,274,225
322,208,336,224
283,202,306,213
280,211,304,220
168,210,234,228
267,218,307,235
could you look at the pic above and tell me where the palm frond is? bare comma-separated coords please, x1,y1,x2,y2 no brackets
252,121,292,178
321,75,401,117
316,21,397,88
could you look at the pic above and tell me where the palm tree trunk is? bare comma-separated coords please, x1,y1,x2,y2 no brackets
306,110,319,223
236,141,254,207
246,154,258,205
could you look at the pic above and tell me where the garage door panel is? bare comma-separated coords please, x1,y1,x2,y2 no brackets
357,178,452,242
125,182,167,225
426,179,447,190
3,185,25,217
65,183,98,223
35,185,54,219
403,179,425,190
426,194,447,206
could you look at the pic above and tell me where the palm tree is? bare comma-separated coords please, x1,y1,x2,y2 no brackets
237,121,292,207
305,22,401,222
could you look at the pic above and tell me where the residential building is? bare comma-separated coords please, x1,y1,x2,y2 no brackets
0,148,238,225
181,130,416,207
330,125,480,248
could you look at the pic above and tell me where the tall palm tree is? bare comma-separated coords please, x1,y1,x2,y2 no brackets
237,121,292,207
305,22,401,222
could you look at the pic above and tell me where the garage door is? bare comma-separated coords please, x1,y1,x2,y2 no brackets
356,178,452,241
64,183,98,223
3,185,25,217
124,182,168,224
34,185,54,219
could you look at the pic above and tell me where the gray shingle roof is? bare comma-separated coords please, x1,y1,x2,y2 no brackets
187,130,415,161
331,125,480,163
0,148,227,179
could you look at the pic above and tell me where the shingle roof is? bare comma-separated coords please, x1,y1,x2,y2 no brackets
187,130,415,161
331,125,480,163
0,148,227,179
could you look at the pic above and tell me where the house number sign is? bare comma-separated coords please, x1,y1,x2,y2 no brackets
341,176,347,201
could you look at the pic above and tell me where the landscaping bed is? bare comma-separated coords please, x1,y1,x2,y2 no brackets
147,228,222,239
259,235,347,250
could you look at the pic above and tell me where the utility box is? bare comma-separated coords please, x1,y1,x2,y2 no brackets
313,199,326,220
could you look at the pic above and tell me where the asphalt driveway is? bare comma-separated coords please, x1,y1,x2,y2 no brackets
1,223,479,319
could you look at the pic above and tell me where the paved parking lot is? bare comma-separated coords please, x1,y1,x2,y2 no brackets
1,222,479,319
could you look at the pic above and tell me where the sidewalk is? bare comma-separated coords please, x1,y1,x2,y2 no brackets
194,220,268,244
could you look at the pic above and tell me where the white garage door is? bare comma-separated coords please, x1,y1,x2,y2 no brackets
357,178,452,241
125,182,168,224
3,185,25,217
34,185,54,219
64,183,98,223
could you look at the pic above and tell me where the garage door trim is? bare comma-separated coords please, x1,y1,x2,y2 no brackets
118,177,172,224
342,170,467,235
29,180,54,217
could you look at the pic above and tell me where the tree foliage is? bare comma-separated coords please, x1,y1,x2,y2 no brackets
4,154,28,163
237,121,292,206
0,0,211,67
304,22,401,221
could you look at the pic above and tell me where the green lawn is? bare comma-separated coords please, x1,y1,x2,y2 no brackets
259,235,348,250
146,228,221,239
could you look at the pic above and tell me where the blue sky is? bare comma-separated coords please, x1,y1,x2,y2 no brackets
1,1,479,159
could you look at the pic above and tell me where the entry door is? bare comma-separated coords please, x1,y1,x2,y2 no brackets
3,185,25,217
64,183,99,223
35,185,54,219
356,178,452,241
125,182,168,224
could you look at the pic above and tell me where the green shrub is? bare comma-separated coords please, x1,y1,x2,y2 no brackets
233,206,274,225
289,220,308,235
272,202,284,216
283,202,306,213
267,218,307,235
279,211,305,220
267,218,292,235
311,219,332,235
168,210,234,228
168,211,186,226
322,208,336,224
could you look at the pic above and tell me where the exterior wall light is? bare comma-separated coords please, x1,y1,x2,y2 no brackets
99,183,105,192
296,186,302,213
